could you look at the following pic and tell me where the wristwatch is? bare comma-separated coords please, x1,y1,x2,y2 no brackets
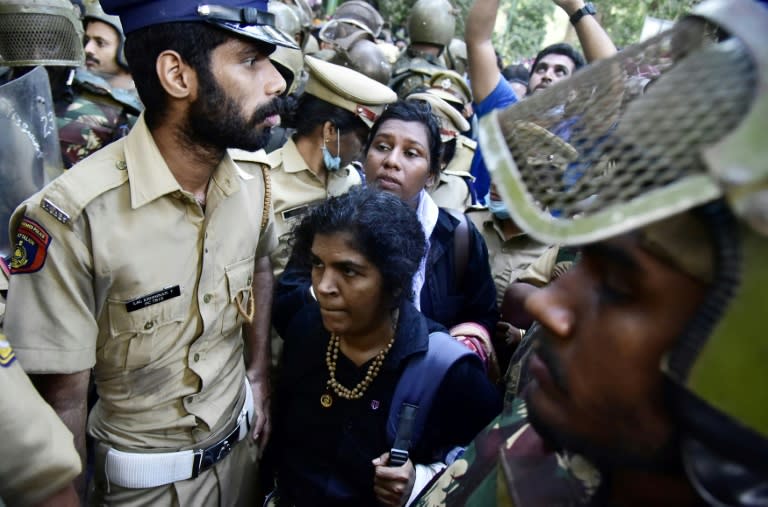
570,2,597,26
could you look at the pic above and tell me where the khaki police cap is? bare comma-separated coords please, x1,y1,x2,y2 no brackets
303,55,397,127
407,91,469,142
428,70,472,105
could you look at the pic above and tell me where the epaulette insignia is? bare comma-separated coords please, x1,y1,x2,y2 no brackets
0,340,15,368
10,218,52,274
41,198,71,224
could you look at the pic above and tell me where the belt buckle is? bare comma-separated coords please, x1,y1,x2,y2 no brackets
190,421,242,478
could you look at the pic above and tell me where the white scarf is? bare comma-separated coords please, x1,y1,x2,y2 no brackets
412,190,439,310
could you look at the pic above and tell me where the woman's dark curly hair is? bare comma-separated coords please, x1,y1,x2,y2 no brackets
290,186,427,308
364,100,443,178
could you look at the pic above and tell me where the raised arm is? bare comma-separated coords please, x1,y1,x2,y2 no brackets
466,0,503,103
555,0,617,62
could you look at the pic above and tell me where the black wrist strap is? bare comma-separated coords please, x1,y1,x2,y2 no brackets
570,3,596,26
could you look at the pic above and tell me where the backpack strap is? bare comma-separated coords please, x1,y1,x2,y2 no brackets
387,332,474,457
443,209,470,290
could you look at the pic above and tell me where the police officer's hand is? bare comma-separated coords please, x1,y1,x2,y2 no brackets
247,372,271,456
372,452,416,506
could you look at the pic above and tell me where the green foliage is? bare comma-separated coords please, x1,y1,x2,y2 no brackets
494,0,556,64
492,0,701,64
600,0,701,49
376,0,701,62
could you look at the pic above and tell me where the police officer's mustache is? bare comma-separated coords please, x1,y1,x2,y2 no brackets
250,96,291,126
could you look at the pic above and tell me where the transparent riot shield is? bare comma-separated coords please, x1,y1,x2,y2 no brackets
0,66,63,257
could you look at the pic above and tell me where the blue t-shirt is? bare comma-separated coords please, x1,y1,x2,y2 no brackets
469,77,518,202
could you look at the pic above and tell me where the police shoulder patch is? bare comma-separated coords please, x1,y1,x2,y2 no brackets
10,217,52,274
0,340,16,368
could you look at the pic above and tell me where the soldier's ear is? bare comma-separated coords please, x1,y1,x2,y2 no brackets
156,50,194,100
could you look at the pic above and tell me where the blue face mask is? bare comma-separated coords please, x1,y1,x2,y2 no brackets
485,191,511,220
322,129,342,172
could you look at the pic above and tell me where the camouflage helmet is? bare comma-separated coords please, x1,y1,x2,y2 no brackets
481,0,768,502
83,0,127,69
332,0,383,38
407,0,456,50
0,0,85,67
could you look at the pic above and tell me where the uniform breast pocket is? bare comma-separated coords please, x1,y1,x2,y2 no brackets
103,295,185,370
223,256,255,336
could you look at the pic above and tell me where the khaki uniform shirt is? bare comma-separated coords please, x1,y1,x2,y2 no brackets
264,138,361,277
467,209,555,306
4,115,276,450
429,136,476,212
0,336,81,507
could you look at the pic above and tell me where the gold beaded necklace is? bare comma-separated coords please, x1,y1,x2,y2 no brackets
320,332,396,408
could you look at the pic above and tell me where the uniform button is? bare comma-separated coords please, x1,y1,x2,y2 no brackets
203,294,212,303
144,321,154,330
204,248,208,254
115,160,127,170
247,276,252,284
193,353,200,362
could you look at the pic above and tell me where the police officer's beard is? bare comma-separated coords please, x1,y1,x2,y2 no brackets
184,70,285,152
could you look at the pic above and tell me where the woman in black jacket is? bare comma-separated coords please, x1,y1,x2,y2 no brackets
270,187,500,506
363,100,499,377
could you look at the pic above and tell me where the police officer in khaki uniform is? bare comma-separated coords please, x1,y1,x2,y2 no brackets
466,190,555,308
0,333,81,507
256,55,397,278
408,91,476,211
3,0,298,504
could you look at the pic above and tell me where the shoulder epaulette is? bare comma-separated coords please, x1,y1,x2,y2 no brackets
229,148,272,167
457,135,477,150
465,204,488,213
442,168,474,178
38,148,129,226
266,148,284,170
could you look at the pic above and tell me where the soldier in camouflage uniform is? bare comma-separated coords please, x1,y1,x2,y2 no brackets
0,0,142,169
388,0,456,98
56,68,142,168
413,1,768,504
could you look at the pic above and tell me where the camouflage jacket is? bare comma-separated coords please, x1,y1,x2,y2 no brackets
389,49,446,99
56,70,141,168
412,397,603,506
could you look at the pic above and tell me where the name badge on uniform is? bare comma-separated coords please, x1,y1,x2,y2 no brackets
125,285,181,313
281,204,309,222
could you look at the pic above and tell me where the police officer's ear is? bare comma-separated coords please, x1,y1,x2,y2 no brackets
321,121,338,143
155,49,195,101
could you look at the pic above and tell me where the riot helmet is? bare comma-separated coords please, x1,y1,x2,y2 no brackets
479,0,768,503
0,0,85,67
332,0,383,38
407,0,456,52
269,1,302,47
445,38,467,75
